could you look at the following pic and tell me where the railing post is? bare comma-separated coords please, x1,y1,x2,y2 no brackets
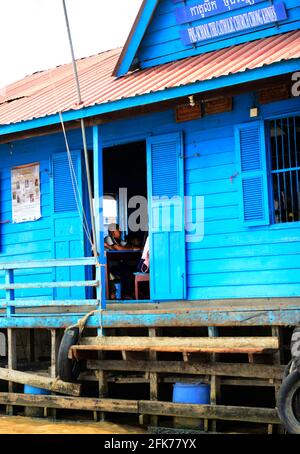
5,269,15,317
93,125,107,320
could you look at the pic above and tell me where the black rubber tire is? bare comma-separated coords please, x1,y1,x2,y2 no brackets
283,360,296,380
277,370,300,434
291,327,300,372
57,327,81,383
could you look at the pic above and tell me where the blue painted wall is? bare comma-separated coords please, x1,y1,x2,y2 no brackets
0,92,299,301
137,0,300,68
0,129,93,300
100,92,300,300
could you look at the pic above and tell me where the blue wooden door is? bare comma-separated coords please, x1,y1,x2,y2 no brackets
51,150,86,299
147,133,186,301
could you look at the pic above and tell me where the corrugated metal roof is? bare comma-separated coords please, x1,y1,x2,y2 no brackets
0,31,299,126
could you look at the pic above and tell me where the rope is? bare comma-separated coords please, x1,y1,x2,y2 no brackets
50,376,62,391
59,112,94,251
61,0,99,263
47,70,94,253
48,74,104,328
67,309,102,335
45,1,105,332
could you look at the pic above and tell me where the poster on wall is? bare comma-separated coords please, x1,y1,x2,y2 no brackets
11,163,41,223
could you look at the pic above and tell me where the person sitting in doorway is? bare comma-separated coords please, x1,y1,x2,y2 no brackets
104,223,129,251
104,223,139,300
137,235,149,274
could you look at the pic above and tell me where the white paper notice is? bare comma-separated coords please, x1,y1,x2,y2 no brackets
11,163,41,223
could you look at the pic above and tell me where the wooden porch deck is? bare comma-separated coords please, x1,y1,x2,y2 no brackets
0,258,299,329
0,297,300,329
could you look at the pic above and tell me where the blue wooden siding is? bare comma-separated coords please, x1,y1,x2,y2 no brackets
0,92,299,302
137,0,300,68
0,129,93,300
100,93,300,301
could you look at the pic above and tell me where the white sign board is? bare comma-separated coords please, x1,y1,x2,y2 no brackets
11,163,41,223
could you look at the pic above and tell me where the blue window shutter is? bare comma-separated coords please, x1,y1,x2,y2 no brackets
52,152,79,212
51,150,86,299
147,133,186,301
235,121,270,227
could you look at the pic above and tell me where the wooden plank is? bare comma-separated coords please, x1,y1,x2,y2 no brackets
0,280,98,291
208,327,220,432
50,329,60,419
149,328,159,427
0,300,98,308
6,328,16,416
270,327,284,434
0,393,280,424
99,308,300,329
87,359,284,379
81,372,281,388
50,329,61,379
85,375,280,388
0,393,138,413
258,84,290,104
75,336,279,354
0,298,300,329
0,367,81,397
106,297,300,313
204,97,232,116
0,258,97,270
2,307,300,329
96,349,108,422
138,401,280,424
176,103,202,123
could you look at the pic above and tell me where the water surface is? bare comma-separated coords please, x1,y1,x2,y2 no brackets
0,416,144,434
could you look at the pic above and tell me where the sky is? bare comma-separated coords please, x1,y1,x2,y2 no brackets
0,0,144,88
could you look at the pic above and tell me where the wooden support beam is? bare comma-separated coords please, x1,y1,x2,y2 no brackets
0,393,138,413
0,367,81,396
208,327,220,432
0,393,280,424
149,328,158,427
6,328,16,415
138,401,280,425
269,327,284,434
50,329,62,419
87,360,284,379
50,329,60,379
80,372,281,388
75,336,279,354
92,349,107,422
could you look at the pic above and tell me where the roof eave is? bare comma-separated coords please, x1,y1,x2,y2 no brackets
113,0,159,78
1,58,299,138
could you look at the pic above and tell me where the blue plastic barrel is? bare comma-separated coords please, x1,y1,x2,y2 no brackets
173,383,210,405
24,384,50,395
115,282,122,300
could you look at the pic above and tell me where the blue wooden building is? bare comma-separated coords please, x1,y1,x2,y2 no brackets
0,0,299,431
0,0,299,329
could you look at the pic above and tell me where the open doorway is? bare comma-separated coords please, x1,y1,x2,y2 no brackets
103,141,150,301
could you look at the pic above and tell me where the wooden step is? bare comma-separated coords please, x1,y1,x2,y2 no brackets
70,336,279,358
